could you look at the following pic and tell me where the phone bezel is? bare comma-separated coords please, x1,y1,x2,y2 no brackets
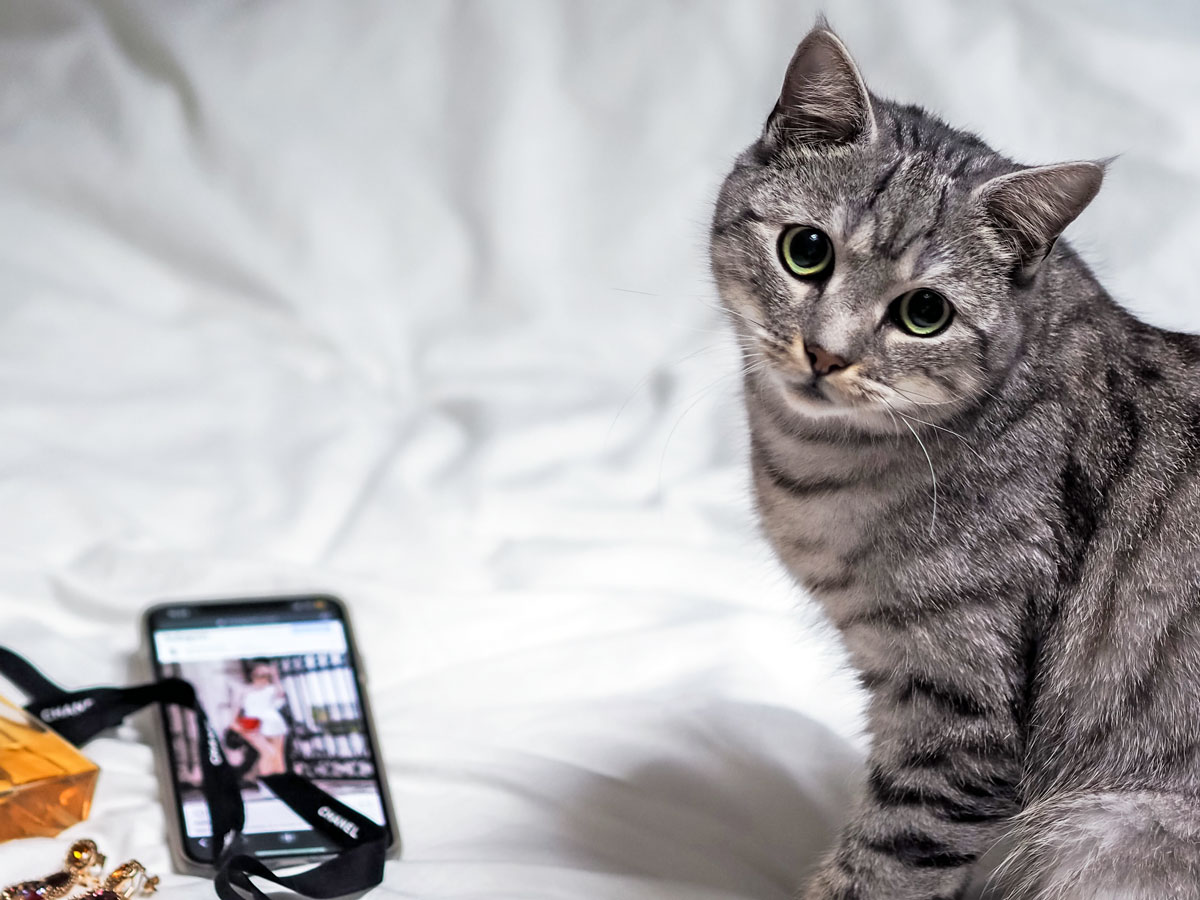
141,593,401,876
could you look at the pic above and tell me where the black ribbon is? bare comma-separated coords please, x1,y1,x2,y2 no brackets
0,646,387,899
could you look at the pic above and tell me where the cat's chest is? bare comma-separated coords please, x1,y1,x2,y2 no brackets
748,409,920,609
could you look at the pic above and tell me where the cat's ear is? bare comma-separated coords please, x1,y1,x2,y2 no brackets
764,21,876,151
976,161,1105,278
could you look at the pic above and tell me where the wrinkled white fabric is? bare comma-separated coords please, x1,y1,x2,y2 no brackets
0,1,1196,896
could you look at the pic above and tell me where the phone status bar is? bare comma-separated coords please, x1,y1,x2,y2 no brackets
149,597,341,632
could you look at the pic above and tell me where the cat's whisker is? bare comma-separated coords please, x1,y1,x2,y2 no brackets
656,370,742,491
739,355,769,371
878,404,905,451
893,380,1005,410
969,381,1005,405
890,385,951,402
879,396,939,538
707,300,768,332
904,416,939,539
606,340,742,443
881,397,989,467
889,386,965,408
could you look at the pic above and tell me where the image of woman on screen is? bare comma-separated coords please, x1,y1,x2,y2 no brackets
230,660,289,777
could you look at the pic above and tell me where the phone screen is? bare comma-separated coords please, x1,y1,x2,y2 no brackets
146,596,394,863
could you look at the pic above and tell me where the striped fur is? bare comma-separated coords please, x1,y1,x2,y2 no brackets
712,21,1200,900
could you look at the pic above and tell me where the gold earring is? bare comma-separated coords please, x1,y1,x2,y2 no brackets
0,838,106,900
67,839,107,890
87,860,159,899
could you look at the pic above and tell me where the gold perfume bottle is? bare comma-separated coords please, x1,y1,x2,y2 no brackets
0,695,98,841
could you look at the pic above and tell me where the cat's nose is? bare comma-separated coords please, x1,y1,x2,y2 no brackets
806,344,849,376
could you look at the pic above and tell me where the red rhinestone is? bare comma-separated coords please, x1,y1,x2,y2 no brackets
42,872,72,890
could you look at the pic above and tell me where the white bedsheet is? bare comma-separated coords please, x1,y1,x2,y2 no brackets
0,1,1198,897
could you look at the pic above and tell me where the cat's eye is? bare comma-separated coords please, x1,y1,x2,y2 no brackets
779,226,833,279
891,289,953,337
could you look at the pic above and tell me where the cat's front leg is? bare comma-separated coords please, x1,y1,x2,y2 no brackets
802,712,1021,899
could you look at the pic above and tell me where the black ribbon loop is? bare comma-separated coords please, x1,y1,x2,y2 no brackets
0,645,387,899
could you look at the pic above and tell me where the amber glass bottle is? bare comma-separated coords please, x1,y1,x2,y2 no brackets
0,696,98,841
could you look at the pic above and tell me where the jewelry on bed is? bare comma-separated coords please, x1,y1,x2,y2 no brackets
1,843,159,900
1,838,106,900
78,860,159,899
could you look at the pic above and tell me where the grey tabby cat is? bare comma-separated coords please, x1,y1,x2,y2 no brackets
711,19,1200,900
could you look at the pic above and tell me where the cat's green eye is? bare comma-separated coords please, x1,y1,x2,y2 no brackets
779,226,833,279
892,289,953,337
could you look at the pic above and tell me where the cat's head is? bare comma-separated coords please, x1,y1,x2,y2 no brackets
711,21,1104,428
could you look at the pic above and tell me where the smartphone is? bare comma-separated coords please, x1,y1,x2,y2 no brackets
143,594,400,875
